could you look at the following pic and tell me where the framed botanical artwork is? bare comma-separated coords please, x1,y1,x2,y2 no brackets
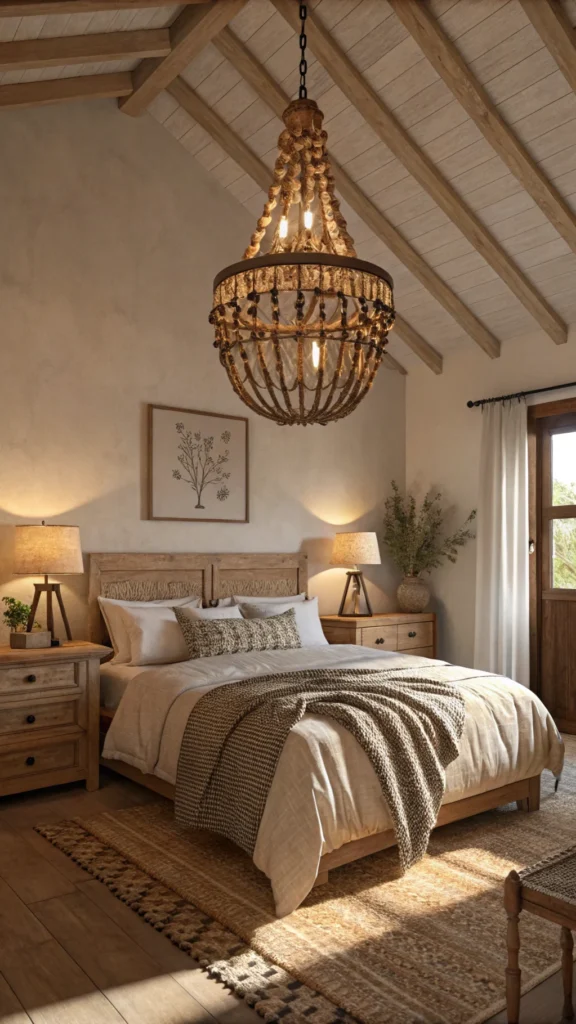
148,404,249,523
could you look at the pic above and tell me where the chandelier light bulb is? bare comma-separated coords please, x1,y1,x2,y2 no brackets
279,216,289,239
312,340,320,369
304,208,313,230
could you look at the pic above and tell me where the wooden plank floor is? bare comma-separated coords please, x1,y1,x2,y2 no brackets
0,770,261,1024
0,765,570,1024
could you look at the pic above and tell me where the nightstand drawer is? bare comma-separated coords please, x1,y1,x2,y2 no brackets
0,662,77,695
406,646,435,659
398,622,434,650
0,698,80,736
361,625,398,650
0,737,84,783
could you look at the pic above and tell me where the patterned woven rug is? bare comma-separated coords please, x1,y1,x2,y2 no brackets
36,749,576,1024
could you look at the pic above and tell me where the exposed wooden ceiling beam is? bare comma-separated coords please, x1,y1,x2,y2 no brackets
167,76,270,191
0,29,170,70
390,0,576,256
169,73,437,375
271,0,568,348
0,1,205,13
119,0,243,117
393,314,441,375
383,352,407,376
518,0,576,95
0,72,132,110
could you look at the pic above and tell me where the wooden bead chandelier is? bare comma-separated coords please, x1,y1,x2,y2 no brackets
210,5,395,427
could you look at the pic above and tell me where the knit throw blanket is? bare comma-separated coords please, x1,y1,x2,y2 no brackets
175,667,466,872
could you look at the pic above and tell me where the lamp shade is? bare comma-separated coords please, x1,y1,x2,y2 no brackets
330,532,381,567
13,525,83,575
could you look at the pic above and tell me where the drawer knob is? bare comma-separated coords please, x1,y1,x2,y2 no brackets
375,637,384,645
26,714,36,725
26,674,36,683
25,756,35,767
408,631,417,638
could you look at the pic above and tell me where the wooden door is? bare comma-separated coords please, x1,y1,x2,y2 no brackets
530,399,576,732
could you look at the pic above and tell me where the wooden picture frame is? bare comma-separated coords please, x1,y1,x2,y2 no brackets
147,404,249,523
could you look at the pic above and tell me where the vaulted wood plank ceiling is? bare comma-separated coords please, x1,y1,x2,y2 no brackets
0,0,575,375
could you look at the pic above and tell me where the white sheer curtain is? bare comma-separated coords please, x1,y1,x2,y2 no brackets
473,400,530,686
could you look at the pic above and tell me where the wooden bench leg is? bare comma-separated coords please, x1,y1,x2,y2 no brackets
561,927,574,1020
504,871,522,1024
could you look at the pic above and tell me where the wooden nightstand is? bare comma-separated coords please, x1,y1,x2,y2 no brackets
0,641,111,797
320,612,437,658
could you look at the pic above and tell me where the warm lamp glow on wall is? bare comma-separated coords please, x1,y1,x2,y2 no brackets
330,532,381,617
13,522,83,643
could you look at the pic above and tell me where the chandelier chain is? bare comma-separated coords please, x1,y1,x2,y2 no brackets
299,4,307,100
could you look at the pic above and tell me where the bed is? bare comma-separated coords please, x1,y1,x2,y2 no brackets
91,552,564,917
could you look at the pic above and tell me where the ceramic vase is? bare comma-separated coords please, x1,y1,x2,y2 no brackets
396,575,430,613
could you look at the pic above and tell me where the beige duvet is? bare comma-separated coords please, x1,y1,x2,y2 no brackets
103,645,564,916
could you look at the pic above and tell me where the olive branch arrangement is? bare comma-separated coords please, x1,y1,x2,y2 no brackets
382,481,476,576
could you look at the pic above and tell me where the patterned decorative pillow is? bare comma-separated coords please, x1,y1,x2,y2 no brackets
174,606,301,660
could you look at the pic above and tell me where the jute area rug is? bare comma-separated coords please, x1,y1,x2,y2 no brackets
37,750,576,1024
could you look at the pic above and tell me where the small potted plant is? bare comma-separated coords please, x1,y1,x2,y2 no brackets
2,597,50,649
382,482,476,613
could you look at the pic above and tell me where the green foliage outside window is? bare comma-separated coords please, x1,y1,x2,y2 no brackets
552,480,576,589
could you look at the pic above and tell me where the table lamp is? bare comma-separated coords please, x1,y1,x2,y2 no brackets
330,532,381,617
13,522,83,643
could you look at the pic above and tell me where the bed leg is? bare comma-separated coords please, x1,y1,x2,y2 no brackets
312,870,329,888
517,775,541,813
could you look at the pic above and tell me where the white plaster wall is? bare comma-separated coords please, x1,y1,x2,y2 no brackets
406,330,576,667
0,100,405,642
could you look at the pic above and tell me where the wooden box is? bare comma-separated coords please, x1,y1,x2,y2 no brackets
9,631,51,650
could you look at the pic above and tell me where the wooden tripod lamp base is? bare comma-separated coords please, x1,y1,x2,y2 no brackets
27,577,73,642
330,532,381,619
13,523,83,645
338,571,373,617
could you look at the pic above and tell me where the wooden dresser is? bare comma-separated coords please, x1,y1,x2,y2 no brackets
320,612,437,658
0,641,110,798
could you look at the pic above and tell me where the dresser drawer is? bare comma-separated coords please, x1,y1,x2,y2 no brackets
0,737,84,783
398,622,434,650
0,698,80,736
0,662,78,696
361,625,398,651
406,646,435,659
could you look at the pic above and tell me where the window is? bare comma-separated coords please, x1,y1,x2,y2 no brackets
552,430,576,506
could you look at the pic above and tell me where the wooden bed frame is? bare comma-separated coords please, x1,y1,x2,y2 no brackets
91,551,542,886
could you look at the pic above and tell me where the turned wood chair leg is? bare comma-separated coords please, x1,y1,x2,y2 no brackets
504,871,522,1024
561,927,574,1021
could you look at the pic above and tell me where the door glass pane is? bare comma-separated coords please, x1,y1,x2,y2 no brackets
552,518,576,588
552,431,576,505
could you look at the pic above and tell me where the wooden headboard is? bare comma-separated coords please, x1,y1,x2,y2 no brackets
87,552,308,644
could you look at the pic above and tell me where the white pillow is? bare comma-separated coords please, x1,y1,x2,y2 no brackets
98,595,202,665
239,597,327,647
232,592,307,605
181,605,243,620
120,605,190,666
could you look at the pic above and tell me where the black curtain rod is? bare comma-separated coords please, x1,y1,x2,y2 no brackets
467,380,576,409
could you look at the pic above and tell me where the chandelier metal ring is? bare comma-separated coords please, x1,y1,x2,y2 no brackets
213,253,395,291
